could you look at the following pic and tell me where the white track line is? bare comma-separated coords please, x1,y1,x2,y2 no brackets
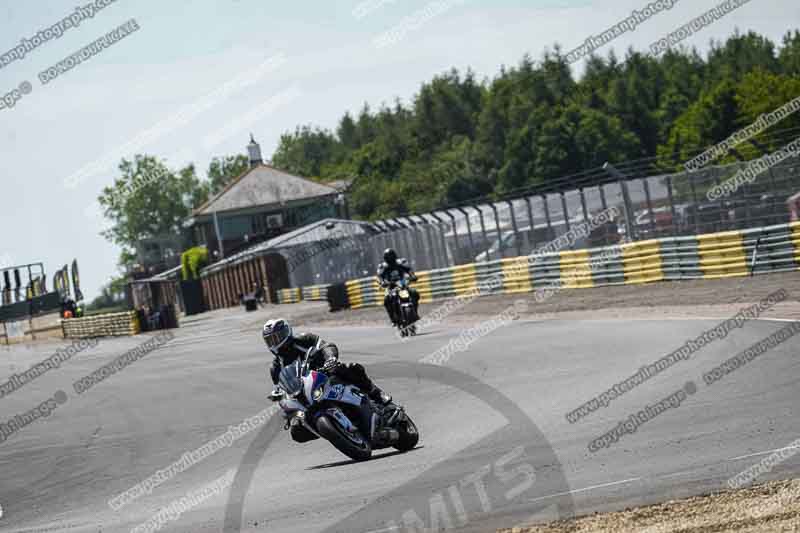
657,469,698,480
364,478,644,533
525,445,800,507
364,525,399,533
555,317,800,323
728,445,800,462
362,446,800,533
689,317,800,324
527,477,642,504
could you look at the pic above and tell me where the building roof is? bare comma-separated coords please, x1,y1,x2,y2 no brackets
326,178,354,192
128,263,183,284
193,164,338,217
201,218,380,274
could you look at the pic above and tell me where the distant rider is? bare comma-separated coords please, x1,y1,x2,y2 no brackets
377,248,420,326
263,318,392,405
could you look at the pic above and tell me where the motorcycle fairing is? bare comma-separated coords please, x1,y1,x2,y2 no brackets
304,370,327,401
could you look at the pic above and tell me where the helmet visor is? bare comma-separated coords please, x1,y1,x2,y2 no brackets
264,326,289,349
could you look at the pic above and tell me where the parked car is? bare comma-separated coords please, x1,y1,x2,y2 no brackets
727,194,791,229
473,213,618,262
636,207,675,236
474,225,558,262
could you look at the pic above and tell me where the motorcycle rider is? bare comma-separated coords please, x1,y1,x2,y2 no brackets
377,248,420,326
263,318,392,405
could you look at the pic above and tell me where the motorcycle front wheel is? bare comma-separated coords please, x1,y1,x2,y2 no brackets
394,415,419,452
400,305,414,326
316,415,372,461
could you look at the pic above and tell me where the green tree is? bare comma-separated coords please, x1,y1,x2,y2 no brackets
605,50,663,157
657,79,740,167
87,276,127,311
207,154,249,195
271,125,342,178
706,30,781,84
411,69,483,153
98,155,207,269
337,112,359,150
262,28,797,220
181,246,209,280
735,69,800,139
779,30,800,75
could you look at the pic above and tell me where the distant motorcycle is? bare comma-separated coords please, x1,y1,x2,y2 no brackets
388,276,418,338
273,353,419,461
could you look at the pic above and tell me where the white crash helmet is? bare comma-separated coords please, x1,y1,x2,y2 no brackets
262,318,292,354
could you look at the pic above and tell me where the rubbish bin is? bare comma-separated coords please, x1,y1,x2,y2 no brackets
160,304,179,329
327,283,350,312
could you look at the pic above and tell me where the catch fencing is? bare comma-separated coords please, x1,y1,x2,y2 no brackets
281,157,800,289
197,154,800,310
278,221,800,309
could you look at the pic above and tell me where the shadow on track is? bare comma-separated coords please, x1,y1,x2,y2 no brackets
306,446,424,470
400,331,436,338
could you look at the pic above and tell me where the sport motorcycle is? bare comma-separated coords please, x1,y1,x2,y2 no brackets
273,354,419,461
389,276,418,337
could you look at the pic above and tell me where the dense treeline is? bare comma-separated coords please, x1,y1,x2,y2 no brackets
271,30,800,220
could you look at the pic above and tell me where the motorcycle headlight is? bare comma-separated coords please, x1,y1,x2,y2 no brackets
313,387,323,400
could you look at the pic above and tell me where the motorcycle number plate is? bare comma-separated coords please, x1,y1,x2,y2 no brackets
398,290,410,298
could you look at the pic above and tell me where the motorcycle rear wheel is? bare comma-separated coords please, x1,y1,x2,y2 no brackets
316,415,372,461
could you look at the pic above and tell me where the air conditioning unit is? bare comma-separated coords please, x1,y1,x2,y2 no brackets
266,214,283,228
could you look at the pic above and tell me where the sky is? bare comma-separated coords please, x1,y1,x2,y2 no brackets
0,0,797,300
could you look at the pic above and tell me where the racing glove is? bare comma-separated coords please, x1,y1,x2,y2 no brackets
321,358,340,374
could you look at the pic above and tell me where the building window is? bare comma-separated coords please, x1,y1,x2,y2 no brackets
288,201,336,227
252,213,283,235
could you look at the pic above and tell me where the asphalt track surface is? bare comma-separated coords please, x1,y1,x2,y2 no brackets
1,309,799,532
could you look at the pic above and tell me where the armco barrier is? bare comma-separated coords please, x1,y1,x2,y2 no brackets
277,288,303,304
282,222,800,310
301,284,329,302
346,278,382,310
62,311,140,339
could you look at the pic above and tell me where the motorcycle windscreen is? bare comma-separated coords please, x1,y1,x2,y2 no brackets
279,361,303,397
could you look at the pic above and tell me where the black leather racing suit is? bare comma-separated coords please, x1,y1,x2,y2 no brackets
377,259,420,324
269,332,385,403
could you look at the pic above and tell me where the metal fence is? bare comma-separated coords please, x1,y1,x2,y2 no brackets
277,157,800,288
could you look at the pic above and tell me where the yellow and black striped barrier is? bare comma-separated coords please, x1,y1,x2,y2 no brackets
301,284,329,302
277,288,303,304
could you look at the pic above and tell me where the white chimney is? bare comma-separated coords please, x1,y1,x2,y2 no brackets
247,134,263,168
